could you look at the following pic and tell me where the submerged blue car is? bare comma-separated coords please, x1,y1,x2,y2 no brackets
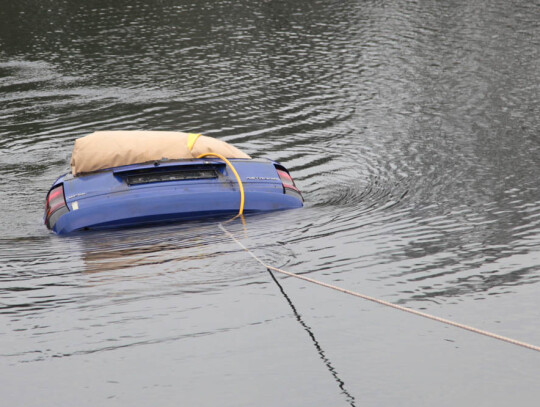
44,131,303,234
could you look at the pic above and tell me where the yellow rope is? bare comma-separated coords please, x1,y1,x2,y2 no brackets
219,223,540,353
197,153,245,215
187,133,202,151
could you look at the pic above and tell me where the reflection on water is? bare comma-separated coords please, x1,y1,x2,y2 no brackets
1,0,539,405
267,268,358,407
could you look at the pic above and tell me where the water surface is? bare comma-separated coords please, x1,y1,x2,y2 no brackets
1,0,539,406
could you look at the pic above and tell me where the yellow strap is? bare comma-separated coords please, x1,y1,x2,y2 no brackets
197,152,244,215
187,133,202,151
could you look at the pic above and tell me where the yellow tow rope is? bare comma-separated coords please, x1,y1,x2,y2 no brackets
197,152,245,215
187,133,245,215
190,133,540,353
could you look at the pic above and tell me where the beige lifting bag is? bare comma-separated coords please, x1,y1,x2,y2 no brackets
70,131,251,176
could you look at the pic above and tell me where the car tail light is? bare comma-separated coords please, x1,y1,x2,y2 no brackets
44,184,69,230
275,166,303,201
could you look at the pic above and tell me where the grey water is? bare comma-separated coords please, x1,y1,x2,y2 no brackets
1,0,539,405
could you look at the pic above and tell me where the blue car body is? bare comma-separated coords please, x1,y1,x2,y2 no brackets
44,158,303,234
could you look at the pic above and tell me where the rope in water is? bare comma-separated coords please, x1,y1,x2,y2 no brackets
219,223,540,353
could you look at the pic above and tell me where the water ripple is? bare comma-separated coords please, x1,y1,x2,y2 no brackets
0,2,539,401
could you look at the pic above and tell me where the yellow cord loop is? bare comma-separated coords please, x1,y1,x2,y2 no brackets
187,133,202,151
197,152,245,215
